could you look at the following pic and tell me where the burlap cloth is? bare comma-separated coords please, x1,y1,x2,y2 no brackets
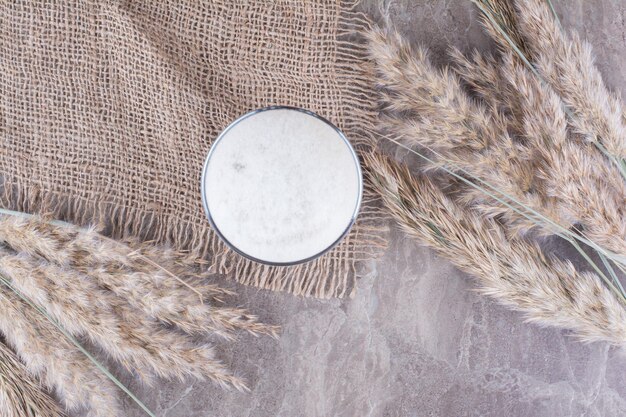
0,0,386,298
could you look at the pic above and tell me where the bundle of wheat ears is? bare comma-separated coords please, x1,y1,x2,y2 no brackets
0,211,278,416
367,0,626,346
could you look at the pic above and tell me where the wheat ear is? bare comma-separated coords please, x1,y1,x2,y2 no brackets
0,248,247,390
0,215,278,339
367,152,626,345
0,286,121,417
0,339,66,417
367,27,567,237
514,0,626,161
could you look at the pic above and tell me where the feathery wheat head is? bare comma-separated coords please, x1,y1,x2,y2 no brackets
366,11,626,340
367,152,626,345
368,27,626,259
513,0,626,161
0,285,121,416
0,212,280,414
0,339,66,417
0,215,278,339
470,0,626,180
472,0,530,56
367,27,566,236
0,248,246,389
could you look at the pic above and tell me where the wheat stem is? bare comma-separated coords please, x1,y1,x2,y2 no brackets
598,251,626,296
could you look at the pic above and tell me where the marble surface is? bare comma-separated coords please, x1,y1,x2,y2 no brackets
119,1,626,416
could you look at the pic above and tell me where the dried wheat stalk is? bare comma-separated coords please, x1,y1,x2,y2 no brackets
0,285,121,417
367,153,626,345
0,248,246,388
512,0,626,162
0,213,279,415
0,217,277,340
466,0,626,256
450,48,526,136
472,0,529,55
366,0,626,343
367,27,626,257
0,339,66,417
367,28,561,235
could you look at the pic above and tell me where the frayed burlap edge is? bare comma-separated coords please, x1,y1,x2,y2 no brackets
0,0,388,299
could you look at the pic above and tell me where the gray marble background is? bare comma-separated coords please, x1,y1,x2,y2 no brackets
120,1,626,416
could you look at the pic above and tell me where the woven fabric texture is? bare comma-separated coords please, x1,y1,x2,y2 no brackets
0,0,385,298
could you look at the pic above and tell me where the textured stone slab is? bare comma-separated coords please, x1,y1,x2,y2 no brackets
115,1,626,416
